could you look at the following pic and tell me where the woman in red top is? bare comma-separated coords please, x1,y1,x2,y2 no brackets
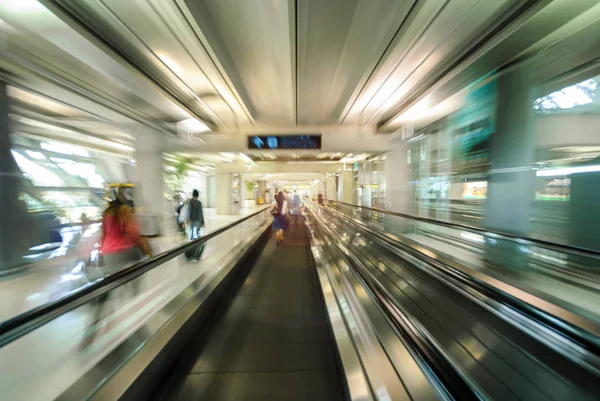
84,186,150,347
100,188,150,266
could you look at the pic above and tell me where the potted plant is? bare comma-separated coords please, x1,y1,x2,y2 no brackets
244,180,256,209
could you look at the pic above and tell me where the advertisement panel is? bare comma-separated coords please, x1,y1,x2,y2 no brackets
462,181,487,199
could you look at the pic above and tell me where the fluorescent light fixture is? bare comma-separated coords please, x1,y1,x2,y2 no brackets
238,153,253,164
158,53,183,76
220,152,235,161
391,91,465,126
109,141,135,152
0,0,47,13
177,118,209,134
536,165,600,177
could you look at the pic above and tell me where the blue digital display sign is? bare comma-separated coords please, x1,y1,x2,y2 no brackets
248,135,321,150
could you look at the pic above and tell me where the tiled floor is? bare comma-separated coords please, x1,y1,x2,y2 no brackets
172,219,345,401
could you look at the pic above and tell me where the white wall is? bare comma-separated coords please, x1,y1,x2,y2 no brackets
207,175,217,208
183,174,208,203
216,173,232,215
341,170,353,203
449,182,463,200
535,114,600,148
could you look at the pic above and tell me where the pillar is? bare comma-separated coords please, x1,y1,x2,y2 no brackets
207,175,217,208
568,172,600,251
326,176,336,201
483,66,536,269
257,180,266,203
484,66,535,236
0,81,29,270
134,129,165,216
340,170,353,204
382,138,413,235
216,173,241,214
216,173,231,215
384,138,413,214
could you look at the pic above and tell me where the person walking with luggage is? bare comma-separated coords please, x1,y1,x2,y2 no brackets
272,191,287,247
180,189,205,260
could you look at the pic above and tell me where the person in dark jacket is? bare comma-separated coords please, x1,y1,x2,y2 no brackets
185,189,205,240
183,189,205,260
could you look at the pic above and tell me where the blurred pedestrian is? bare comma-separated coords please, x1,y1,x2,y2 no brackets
182,189,205,260
317,192,324,215
271,191,288,247
290,190,302,224
84,185,150,347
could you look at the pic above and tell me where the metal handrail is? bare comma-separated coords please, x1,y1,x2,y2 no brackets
307,205,482,400
324,204,600,362
0,207,270,347
328,200,600,259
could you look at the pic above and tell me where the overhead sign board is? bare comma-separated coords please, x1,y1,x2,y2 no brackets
248,135,321,150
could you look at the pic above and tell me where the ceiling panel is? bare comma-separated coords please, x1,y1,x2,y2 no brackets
47,0,225,127
0,1,191,125
297,0,415,125
347,0,520,125
182,0,295,125
4,0,589,149
380,0,600,131
8,86,85,118
69,0,251,127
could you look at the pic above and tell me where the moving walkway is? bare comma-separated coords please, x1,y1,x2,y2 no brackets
0,203,599,400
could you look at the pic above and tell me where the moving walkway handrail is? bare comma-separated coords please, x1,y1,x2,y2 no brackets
328,200,600,259
308,205,482,400
324,204,600,367
0,207,270,348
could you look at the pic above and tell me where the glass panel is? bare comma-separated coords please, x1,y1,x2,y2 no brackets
535,78,598,110
11,150,64,187
323,202,600,324
0,209,271,401
50,158,105,188
40,141,90,158
19,192,46,210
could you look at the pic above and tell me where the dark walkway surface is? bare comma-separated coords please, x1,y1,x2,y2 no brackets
171,218,345,401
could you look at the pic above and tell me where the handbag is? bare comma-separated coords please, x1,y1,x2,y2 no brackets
178,200,191,223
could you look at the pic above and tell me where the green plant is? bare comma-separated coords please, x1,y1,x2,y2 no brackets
165,157,192,195
244,180,256,200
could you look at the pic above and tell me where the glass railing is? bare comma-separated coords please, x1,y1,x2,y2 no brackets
0,207,267,323
308,202,600,400
414,199,569,244
324,201,600,326
0,207,270,401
